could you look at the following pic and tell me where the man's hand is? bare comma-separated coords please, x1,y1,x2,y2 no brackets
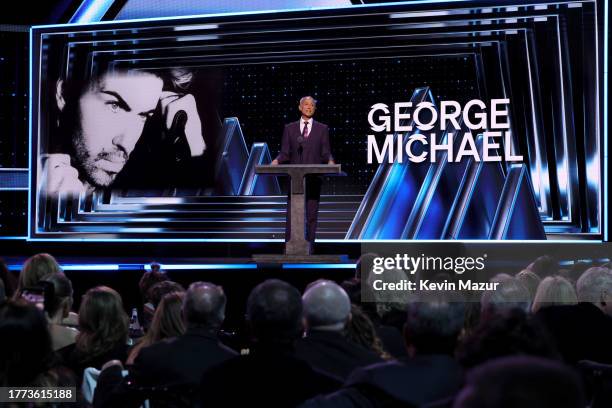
160,91,206,157
328,160,336,165
40,154,84,197
271,159,279,165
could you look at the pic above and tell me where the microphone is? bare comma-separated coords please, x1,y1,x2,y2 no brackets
169,110,190,163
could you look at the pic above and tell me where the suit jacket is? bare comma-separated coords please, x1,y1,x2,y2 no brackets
131,327,237,387
200,346,341,407
93,328,237,407
294,330,382,380
535,302,612,364
300,355,462,408
345,355,463,406
276,120,333,165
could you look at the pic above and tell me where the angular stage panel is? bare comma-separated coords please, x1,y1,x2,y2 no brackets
404,120,472,239
214,117,250,195
346,87,434,239
239,143,281,196
489,164,546,240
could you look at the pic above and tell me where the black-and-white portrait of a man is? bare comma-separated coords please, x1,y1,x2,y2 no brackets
41,66,212,197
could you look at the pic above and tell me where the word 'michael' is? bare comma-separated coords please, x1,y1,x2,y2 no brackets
366,99,524,164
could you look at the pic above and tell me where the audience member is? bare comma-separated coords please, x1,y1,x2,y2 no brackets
142,280,185,331
0,300,76,388
95,282,236,407
65,286,129,377
367,267,411,332
43,273,79,351
531,276,577,312
527,255,558,278
515,269,541,301
200,279,340,407
460,302,481,342
147,280,185,308
13,253,62,298
130,282,235,384
453,356,584,408
295,280,382,380
536,267,612,364
0,257,17,299
345,304,391,360
127,291,186,364
480,275,530,320
567,260,593,285
138,263,169,304
5,251,611,406
457,308,559,369
342,258,406,359
305,292,465,407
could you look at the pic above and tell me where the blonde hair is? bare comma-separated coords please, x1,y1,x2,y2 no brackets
14,253,62,298
532,276,578,312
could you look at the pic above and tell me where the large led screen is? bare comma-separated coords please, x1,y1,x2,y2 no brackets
30,0,607,241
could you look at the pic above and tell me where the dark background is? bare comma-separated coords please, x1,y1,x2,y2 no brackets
217,56,479,194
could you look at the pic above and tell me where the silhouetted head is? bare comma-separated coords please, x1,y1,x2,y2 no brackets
246,279,303,346
454,356,584,408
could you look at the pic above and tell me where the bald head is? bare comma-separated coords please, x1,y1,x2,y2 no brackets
303,280,351,331
183,282,226,329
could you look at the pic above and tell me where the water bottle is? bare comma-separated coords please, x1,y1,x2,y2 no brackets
129,307,143,340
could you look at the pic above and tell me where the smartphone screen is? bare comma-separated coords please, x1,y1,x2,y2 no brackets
21,289,45,310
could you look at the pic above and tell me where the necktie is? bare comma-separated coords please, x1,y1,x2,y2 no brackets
303,121,309,138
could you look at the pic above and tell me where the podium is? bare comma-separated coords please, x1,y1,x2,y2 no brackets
253,164,345,263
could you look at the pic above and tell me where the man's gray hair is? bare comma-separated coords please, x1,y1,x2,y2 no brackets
300,96,317,106
302,280,350,331
481,275,531,315
182,281,226,329
576,267,612,303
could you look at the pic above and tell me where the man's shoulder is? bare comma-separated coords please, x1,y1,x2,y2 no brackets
136,336,180,361
347,355,461,387
137,333,226,356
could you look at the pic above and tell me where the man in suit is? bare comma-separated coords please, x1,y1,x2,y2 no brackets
271,96,335,247
535,267,612,364
303,292,465,407
94,282,237,406
200,279,340,407
294,280,382,380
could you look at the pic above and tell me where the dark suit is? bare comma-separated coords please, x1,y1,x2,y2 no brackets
294,330,382,380
131,327,237,386
200,347,341,407
301,355,463,408
276,119,333,243
93,328,237,407
535,302,612,364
